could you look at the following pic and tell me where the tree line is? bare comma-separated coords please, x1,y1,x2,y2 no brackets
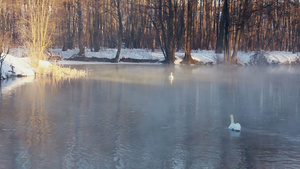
0,0,299,64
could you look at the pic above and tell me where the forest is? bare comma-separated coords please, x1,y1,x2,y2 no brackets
0,0,299,64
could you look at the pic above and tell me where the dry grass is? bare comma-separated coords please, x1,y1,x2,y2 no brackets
35,64,85,78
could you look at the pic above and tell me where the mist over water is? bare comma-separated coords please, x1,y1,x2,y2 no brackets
1,64,300,168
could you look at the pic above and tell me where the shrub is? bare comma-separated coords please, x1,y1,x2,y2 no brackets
35,64,85,78
248,52,269,65
213,54,223,64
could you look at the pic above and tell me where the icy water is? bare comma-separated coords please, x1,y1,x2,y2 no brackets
1,65,300,169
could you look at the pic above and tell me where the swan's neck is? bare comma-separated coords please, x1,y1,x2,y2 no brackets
230,114,234,123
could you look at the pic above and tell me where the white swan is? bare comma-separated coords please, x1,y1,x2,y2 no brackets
228,114,241,131
169,72,174,81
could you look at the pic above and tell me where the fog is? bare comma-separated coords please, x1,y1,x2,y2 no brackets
0,65,300,168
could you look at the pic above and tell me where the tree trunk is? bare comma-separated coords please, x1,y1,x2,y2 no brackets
114,0,122,63
223,0,230,64
231,0,250,64
93,0,100,52
231,27,242,64
62,2,72,51
182,0,194,64
69,2,75,50
77,0,85,56
165,0,176,64
177,0,185,51
155,0,176,64
215,0,224,53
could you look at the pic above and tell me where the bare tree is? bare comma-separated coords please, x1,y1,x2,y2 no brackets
24,0,54,67
62,0,76,51
0,0,298,65
149,0,178,64
182,0,198,64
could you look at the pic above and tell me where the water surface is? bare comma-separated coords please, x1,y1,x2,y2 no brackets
1,65,300,169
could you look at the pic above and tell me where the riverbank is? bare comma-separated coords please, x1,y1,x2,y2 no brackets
1,48,300,82
54,48,300,65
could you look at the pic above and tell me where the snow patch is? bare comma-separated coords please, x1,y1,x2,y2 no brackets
2,54,35,77
55,48,299,65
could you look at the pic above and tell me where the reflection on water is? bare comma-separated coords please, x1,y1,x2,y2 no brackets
0,65,300,168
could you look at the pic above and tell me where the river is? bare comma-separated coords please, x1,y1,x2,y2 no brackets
0,65,300,169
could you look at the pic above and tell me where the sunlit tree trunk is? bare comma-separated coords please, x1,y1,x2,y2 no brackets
114,0,122,63
76,0,84,56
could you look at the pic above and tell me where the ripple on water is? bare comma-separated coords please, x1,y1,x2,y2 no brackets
1,65,300,168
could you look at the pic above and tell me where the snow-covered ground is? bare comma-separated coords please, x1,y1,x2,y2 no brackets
1,54,35,76
1,48,299,92
52,48,299,65
0,54,35,93
2,48,300,75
